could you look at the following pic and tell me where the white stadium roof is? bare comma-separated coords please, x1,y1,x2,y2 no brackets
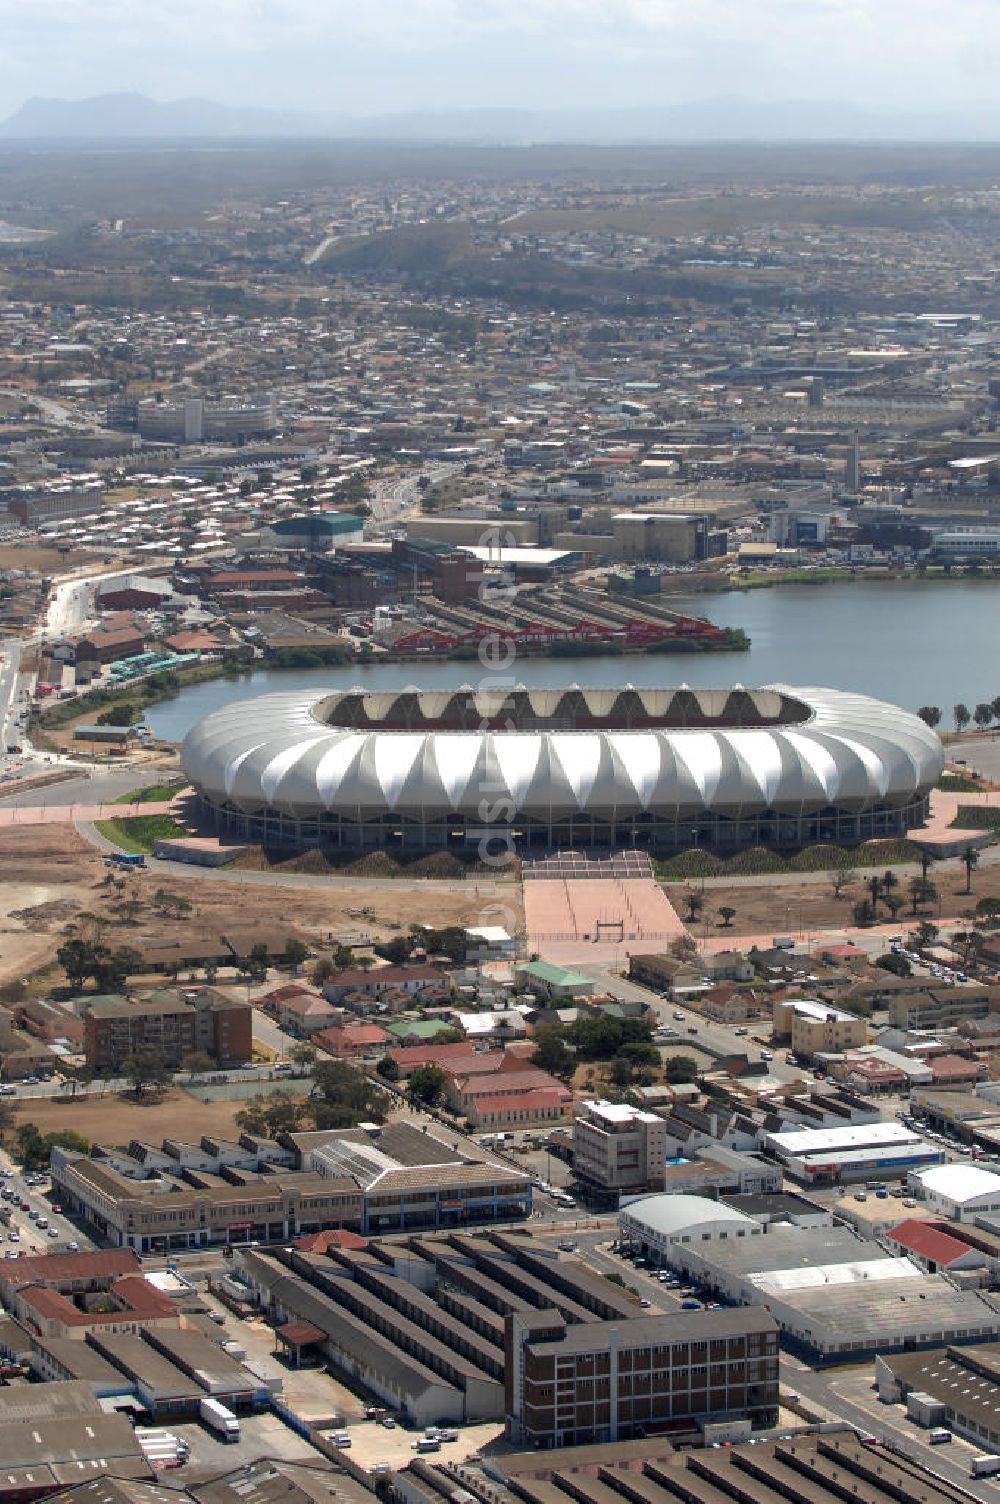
181,683,943,822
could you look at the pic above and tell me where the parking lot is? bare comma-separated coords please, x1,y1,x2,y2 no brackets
318,1418,505,1474
168,1412,325,1473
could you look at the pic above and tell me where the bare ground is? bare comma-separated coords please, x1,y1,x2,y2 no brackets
12,1086,271,1147
0,824,523,988
684,854,1000,942
0,824,105,984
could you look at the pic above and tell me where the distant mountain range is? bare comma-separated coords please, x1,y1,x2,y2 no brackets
3,91,1000,143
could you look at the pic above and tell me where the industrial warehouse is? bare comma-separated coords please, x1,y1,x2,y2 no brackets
233,1228,779,1440
618,1193,1000,1362
180,683,942,853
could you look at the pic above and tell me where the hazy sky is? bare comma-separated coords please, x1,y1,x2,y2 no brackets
2,0,998,116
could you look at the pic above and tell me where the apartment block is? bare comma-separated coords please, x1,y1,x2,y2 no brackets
83,988,252,1070
772,998,868,1058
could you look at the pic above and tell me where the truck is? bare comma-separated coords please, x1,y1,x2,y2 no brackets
199,1396,240,1442
134,1429,190,1470
970,1455,1000,1477
111,852,146,868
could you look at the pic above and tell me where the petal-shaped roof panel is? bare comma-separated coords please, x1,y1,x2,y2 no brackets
182,684,943,825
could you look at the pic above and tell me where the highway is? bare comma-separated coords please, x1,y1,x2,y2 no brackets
368,461,461,533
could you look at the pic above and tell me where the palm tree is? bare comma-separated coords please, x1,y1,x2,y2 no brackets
908,876,938,915
963,847,980,894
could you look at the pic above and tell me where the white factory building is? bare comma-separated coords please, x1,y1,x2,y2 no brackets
762,1120,945,1185
629,1208,999,1362
618,1193,762,1263
909,1164,1000,1222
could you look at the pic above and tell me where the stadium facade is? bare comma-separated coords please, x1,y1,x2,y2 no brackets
181,684,943,853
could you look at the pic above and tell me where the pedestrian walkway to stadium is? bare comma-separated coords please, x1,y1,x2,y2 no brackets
523,849,688,964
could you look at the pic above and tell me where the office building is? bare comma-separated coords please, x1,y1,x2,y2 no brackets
135,395,277,443
573,1100,669,1192
504,1306,779,1448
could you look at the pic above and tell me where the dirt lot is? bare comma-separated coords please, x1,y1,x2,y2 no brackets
0,824,106,984
134,868,522,949
11,1085,268,1146
0,545,100,573
682,852,1000,942
0,823,523,989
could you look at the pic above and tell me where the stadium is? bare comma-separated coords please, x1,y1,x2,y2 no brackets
180,684,943,854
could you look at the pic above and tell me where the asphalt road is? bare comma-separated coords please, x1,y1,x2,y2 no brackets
787,1362,1000,1501
368,462,460,532
0,1143,95,1254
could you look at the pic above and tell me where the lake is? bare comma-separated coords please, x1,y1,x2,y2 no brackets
144,578,998,742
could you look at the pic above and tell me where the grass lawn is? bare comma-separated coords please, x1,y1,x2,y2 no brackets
93,813,187,852
113,782,185,804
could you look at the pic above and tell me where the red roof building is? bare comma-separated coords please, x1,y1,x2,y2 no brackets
886,1218,988,1273
389,1042,496,1076
314,1022,390,1057
293,1228,368,1253
467,1088,570,1129
929,1054,984,1086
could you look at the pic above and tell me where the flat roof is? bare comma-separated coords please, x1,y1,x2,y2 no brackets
766,1122,919,1154
914,1164,1000,1202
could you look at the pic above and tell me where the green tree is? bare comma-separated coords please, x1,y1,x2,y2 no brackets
852,899,876,926
0,1101,14,1139
718,906,737,928
376,935,414,966
181,1051,213,1076
376,1054,401,1082
963,847,980,894
407,1064,447,1108
663,1055,699,1084
283,938,310,971
917,706,942,729
876,952,911,976
289,1042,317,1070
831,868,857,899
124,1048,170,1099
310,1059,386,1129
14,1123,45,1168
975,703,994,730
954,702,971,732
610,1054,634,1088
908,877,938,915
235,1091,307,1138
531,1027,574,1079
684,891,704,924
93,946,140,992
57,938,97,990
909,919,939,950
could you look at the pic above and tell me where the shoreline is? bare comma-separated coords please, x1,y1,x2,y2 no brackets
31,627,750,739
